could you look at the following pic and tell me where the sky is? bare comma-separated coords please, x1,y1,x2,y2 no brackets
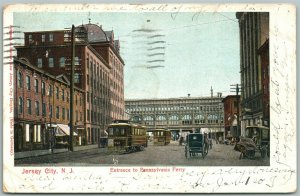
14,11,240,99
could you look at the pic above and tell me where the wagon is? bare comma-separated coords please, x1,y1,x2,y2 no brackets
185,133,208,159
245,126,270,158
235,126,270,159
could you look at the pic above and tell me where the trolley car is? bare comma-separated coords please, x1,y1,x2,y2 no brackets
151,129,171,145
107,120,147,153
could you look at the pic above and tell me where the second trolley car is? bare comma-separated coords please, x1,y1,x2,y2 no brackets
152,129,171,145
107,120,148,153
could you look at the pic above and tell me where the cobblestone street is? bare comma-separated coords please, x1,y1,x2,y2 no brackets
15,141,269,166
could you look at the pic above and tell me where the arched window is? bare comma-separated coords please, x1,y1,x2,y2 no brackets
144,116,153,121
182,114,192,125
156,115,167,125
195,114,205,124
144,116,154,125
208,115,218,124
169,115,179,125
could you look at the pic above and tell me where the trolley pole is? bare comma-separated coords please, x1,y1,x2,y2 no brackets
69,24,75,151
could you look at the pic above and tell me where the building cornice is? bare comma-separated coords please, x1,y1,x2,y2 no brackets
125,96,224,102
89,42,125,65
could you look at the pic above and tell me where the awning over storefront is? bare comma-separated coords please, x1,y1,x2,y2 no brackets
201,128,224,133
55,124,78,136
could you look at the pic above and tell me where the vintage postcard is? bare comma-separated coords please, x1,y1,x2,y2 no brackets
3,3,296,193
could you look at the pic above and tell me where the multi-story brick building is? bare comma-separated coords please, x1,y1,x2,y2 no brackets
14,57,84,152
236,12,270,135
222,95,240,138
258,39,269,127
16,22,125,146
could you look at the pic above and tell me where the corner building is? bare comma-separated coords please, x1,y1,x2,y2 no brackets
236,12,269,136
14,57,84,152
16,23,125,146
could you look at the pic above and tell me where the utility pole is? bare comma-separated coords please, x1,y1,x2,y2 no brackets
210,86,213,141
69,24,75,151
230,84,241,137
217,92,224,142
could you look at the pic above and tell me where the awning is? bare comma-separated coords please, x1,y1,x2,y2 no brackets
47,124,57,128
201,128,225,133
56,124,78,136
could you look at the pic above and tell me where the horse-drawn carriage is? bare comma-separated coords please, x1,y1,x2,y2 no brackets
185,133,209,159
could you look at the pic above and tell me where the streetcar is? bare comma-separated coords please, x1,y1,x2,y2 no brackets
151,129,171,145
107,120,148,153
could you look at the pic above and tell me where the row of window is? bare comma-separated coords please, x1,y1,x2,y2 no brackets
37,57,80,68
17,72,46,93
86,109,108,124
18,97,83,122
145,120,223,125
86,91,110,107
142,115,223,121
86,74,110,93
28,33,53,44
18,97,46,117
126,105,223,112
108,127,146,136
17,71,82,103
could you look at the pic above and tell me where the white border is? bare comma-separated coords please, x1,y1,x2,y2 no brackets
3,4,297,193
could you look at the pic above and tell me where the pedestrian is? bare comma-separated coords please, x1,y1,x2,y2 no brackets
179,136,183,146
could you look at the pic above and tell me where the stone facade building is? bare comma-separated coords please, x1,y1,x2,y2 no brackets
236,12,269,135
125,95,224,141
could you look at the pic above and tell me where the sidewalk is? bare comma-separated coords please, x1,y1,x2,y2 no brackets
14,144,99,159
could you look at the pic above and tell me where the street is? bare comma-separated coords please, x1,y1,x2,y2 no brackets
15,141,269,166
